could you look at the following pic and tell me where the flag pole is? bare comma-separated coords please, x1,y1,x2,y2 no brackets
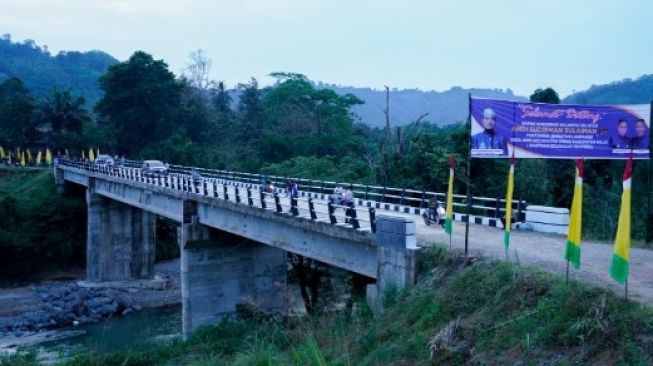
646,100,653,243
464,93,472,257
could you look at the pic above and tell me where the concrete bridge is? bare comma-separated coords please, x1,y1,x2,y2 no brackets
54,159,421,336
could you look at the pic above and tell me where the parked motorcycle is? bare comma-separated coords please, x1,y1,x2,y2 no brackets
422,201,445,227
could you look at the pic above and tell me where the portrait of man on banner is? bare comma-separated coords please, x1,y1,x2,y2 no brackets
469,97,650,160
471,107,507,156
632,118,649,149
609,119,632,149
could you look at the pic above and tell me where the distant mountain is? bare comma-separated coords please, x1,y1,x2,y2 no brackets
319,83,527,127
0,34,117,107
563,74,653,105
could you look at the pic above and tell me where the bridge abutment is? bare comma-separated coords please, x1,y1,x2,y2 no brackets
86,185,156,282
179,201,287,337
367,215,421,312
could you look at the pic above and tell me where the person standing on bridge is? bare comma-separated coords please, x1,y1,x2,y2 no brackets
287,180,299,199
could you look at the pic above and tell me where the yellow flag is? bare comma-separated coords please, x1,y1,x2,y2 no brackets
565,159,584,269
0,147,4,159
444,155,455,235
45,149,52,166
20,151,26,166
610,155,633,284
89,148,95,162
504,157,515,252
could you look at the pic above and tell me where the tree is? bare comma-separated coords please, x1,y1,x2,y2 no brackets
176,80,215,143
530,87,560,104
237,78,266,144
38,88,90,134
261,73,364,159
0,77,38,146
95,51,182,155
182,49,212,92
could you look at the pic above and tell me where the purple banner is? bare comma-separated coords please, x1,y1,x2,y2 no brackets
470,97,651,159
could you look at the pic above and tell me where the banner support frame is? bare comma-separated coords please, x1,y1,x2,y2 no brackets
464,93,472,257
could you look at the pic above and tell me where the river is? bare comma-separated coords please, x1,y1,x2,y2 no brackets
34,304,181,364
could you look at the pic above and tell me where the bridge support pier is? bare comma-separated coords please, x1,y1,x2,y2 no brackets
367,215,421,312
86,189,156,282
180,201,287,337
54,166,65,194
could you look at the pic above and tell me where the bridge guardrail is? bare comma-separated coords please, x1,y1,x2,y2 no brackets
57,159,377,232
120,158,526,223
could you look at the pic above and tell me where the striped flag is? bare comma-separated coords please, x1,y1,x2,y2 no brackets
444,154,455,235
610,154,634,284
504,156,515,251
565,159,584,268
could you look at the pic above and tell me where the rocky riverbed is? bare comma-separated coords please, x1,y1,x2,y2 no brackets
0,259,180,348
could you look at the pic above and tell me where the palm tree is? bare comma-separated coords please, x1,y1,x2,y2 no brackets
39,88,90,134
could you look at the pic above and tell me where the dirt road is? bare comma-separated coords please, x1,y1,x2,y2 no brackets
414,219,653,303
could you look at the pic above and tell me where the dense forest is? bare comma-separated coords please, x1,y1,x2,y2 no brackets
0,35,117,107
563,74,653,105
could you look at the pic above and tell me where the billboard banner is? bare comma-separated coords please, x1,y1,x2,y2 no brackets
470,97,650,159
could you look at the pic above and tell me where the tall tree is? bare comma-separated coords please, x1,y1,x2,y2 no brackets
0,77,38,146
176,80,215,143
237,78,266,143
95,51,182,154
211,81,234,143
38,88,90,134
183,49,213,92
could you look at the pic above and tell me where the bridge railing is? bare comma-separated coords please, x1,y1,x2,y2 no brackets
57,159,378,232
124,159,526,223
60,158,526,224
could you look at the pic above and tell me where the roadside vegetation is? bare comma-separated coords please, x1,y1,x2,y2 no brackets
0,167,86,285
4,245,653,365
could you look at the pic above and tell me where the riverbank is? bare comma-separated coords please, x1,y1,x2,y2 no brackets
0,259,181,350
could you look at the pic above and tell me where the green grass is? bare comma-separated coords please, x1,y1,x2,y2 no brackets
5,244,653,365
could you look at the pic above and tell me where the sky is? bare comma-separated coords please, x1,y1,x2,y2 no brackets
1,0,652,97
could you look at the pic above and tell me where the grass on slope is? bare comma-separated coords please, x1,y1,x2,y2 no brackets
4,246,653,365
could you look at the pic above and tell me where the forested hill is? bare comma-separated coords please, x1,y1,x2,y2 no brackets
0,34,117,106
563,74,653,105
322,84,527,127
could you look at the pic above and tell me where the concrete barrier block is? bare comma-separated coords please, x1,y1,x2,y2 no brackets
376,215,415,234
